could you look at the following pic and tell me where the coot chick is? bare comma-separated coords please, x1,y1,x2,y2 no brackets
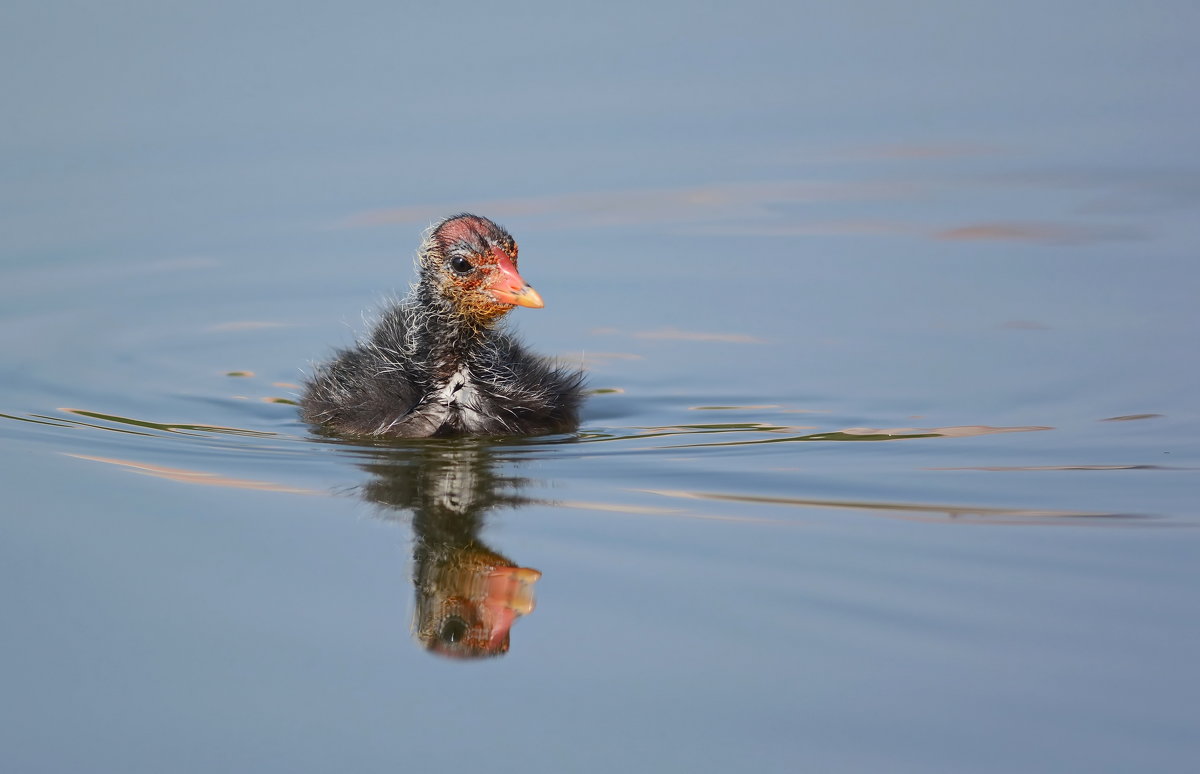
301,214,584,438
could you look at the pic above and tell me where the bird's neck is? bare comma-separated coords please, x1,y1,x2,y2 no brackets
413,285,499,380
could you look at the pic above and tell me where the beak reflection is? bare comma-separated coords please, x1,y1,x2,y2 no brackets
358,443,542,659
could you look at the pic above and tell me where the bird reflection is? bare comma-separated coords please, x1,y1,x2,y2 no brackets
357,442,541,659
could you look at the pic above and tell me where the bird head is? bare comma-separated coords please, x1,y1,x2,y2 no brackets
419,213,543,326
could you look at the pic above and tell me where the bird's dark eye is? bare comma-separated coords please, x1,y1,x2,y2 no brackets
440,616,468,643
449,255,473,274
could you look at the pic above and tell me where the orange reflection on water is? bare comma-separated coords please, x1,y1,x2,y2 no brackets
935,221,1143,245
639,488,1133,525
65,454,321,495
838,424,1052,438
1101,414,1164,422
632,327,763,343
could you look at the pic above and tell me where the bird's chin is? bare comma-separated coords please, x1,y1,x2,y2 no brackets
468,298,517,325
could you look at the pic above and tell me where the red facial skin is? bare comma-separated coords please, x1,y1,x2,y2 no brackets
429,216,543,325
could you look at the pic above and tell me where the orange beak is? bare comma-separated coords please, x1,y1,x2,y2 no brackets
486,250,544,309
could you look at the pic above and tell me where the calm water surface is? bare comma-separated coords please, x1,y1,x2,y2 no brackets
2,3,1199,772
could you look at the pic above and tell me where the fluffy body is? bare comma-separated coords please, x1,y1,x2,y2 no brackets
301,214,584,438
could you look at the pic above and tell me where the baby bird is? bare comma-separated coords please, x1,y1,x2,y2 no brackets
301,214,584,438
